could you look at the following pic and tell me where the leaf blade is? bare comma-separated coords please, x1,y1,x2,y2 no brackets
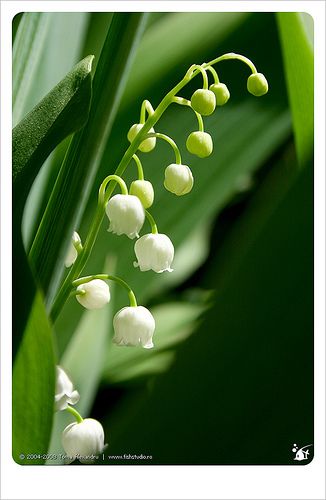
29,13,149,306
13,54,94,204
276,12,314,167
12,292,56,465
13,13,53,125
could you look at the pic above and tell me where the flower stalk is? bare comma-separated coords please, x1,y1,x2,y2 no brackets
50,52,267,322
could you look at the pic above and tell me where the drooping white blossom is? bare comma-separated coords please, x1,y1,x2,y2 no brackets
113,306,155,349
134,233,174,273
55,366,80,411
62,418,105,464
64,231,81,268
106,194,145,239
76,279,110,310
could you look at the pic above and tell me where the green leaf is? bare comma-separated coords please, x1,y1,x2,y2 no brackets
13,13,53,125
29,13,149,306
12,292,56,465
13,55,94,356
13,54,93,205
276,12,313,167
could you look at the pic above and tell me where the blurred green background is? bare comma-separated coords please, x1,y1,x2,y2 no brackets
13,12,313,465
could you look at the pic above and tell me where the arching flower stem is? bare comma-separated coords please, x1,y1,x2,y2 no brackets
146,132,182,165
131,154,144,180
190,65,209,89
140,99,155,124
206,65,220,84
66,405,84,424
145,210,158,235
98,174,128,205
72,274,138,308
172,96,204,132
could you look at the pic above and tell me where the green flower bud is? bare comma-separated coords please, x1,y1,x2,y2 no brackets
191,89,216,116
209,83,230,106
130,180,154,208
127,123,156,153
164,163,194,196
247,73,268,96
186,131,213,158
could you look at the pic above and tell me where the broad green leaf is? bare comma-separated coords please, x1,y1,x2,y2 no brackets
12,292,56,465
13,54,93,205
277,13,313,167
13,55,93,356
22,13,90,250
22,13,109,251
23,13,90,120
13,13,53,125
104,153,313,465
29,13,149,307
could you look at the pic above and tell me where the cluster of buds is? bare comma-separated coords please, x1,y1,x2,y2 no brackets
58,53,268,463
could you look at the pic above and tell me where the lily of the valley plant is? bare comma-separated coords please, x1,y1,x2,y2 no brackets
52,53,268,463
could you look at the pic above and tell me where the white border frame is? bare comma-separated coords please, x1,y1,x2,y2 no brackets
1,2,325,499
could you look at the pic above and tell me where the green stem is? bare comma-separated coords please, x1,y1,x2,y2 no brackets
132,154,144,180
146,132,182,165
66,405,83,423
73,241,83,254
145,210,158,234
205,52,257,74
70,289,86,297
140,99,155,123
99,174,128,205
173,96,204,132
72,274,137,307
206,65,219,84
191,64,208,89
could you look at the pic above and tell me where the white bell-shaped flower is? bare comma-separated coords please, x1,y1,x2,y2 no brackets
64,231,81,268
62,418,105,464
55,366,80,411
76,279,110,310
164,163,194,196
106,194,145,239
113,306,155,349
134,233,174,273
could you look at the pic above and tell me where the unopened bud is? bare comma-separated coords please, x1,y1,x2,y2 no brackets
209,83,230,106
130,180,154,208
186,131,213,158
191,89,216,116
247,73,268,96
